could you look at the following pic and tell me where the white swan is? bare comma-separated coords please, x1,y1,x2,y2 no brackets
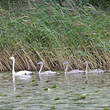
64,61,85,74
84,61,104,74
10,56,34,77
37,61,57,75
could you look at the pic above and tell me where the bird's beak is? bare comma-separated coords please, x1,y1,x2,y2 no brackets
63,62,66,65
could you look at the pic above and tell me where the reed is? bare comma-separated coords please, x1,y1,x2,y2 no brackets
0,0,110,72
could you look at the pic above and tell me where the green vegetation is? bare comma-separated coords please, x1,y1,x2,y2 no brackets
0,0,110,72
54,97,60,100
74,93,87,100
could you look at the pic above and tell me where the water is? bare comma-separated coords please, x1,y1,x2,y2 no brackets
0,72,110,110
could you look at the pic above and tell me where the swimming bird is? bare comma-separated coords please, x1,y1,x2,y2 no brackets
37,61,57,75
63,61,85,74
9,56,34,77
84,61,104,74
84,61,105,82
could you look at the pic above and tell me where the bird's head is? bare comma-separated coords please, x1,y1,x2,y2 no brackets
63,61,69,65
84,61,88,65
9,56,15,60
37,61,43,65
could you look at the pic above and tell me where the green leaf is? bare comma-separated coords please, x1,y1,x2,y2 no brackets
51,85,57,88
54,97,60,100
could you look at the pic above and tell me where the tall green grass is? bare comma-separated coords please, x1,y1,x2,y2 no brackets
0,0,110,71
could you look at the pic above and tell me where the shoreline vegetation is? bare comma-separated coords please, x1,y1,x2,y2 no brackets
0,0,110,72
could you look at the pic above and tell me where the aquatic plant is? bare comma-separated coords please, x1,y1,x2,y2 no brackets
0,0,110,72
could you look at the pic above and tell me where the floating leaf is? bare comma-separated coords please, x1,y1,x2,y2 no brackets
103,107,110,110
16,95,21,97
54,97,60,100
82,87,86,90
74,93,87,101
51,85,57,88
80,93,87,99
32,79,36,82
44,88,48,91
0,93,3,96
32,84,39,86
50,106,55,110
95,90,99,93
45,80,49,83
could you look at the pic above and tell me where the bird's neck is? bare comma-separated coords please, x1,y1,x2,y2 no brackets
85,63,88,81
85,63,88,73
65,63,69,74
12,59,15,75
39,64,43,74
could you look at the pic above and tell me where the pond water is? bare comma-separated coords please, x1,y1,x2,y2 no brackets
0,72,110,110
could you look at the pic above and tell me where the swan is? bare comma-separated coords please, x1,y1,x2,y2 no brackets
63,61,85,74
37,61,57,75
84,61,104,74
84,61,105,82
9,56,34,77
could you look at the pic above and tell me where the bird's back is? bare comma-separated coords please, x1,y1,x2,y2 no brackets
88,69,104,74
15,70,34,76
39,70,57,75
67,69,85,74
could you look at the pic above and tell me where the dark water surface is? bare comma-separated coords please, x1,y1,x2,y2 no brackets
0,72,110,110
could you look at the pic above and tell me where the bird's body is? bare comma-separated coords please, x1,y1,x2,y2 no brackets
10,57,34,77
39,70,57,75
66,70,85,74
15,70,33,76
37,61,57,75
84,61,105,82
63,61,85,74
88,69,104,74
84,61,104,74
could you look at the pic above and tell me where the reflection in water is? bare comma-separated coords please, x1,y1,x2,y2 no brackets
12,74,16,93
12,74,32,93
0,72,110,110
